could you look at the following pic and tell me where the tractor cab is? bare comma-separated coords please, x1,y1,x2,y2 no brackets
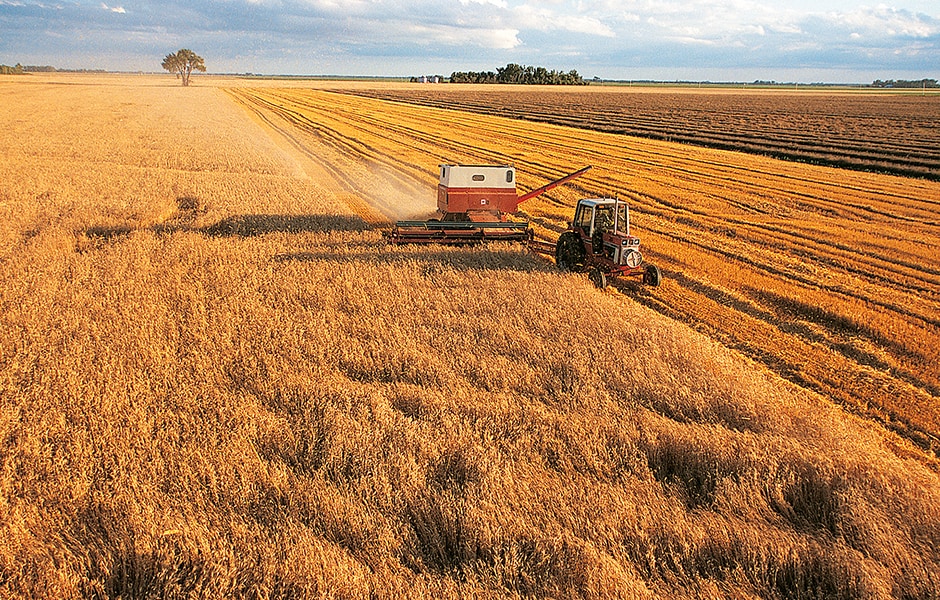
572,198,643,268
556,197,660,288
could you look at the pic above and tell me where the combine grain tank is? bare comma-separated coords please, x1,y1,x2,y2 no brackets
437,164,518,219
386,164,590,245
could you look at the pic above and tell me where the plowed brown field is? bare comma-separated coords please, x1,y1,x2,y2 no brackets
227,86,940,457
340,86,940,179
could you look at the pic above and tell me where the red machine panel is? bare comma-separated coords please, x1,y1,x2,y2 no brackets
437,185,519,214
437,164,518,216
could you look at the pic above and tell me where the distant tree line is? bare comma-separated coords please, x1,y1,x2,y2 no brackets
1,64,108,74
449,70,498,84
871,79,938,88
449,63,587,85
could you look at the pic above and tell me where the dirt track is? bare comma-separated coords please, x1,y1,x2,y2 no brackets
228,89,435,226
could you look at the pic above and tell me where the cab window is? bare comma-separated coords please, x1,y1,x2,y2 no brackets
595,206,614,234
616,203,628,234
575,205,593,232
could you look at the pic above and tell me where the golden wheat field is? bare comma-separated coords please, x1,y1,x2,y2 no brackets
1,73,939,599
226,84,940,457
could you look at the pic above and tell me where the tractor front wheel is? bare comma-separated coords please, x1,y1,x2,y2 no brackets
644,264,661,287
589,266,608,289
555,232,585,272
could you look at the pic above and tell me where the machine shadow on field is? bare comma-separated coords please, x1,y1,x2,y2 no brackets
75,225,133,252
198,214,371,237
82,224,134,241
76,212,372,252
274,242,555,276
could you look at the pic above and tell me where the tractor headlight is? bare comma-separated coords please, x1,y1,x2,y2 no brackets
623,249,642,268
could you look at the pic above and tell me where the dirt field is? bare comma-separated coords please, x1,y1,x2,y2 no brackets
1,74,939,599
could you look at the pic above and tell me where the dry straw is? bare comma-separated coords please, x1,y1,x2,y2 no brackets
0,75,937,599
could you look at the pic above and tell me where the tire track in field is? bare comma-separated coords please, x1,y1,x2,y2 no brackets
641,268,940,454
628,186,940,295
227,89,392,227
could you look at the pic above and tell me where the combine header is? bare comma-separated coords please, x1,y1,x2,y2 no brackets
385,164,660,288
386,164,590,245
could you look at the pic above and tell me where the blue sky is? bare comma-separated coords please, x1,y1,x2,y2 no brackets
1,0,937,82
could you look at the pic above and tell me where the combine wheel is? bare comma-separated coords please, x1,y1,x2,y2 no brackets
589,267,607,289
644,264,661,287
555,232,585,272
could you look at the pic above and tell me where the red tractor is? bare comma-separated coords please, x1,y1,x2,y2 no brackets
554,197,661,288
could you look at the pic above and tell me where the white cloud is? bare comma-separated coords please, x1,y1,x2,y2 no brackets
768,22,803,35
406,22,521,49
299,0,372,14
593,0,788,45
512,3,616,37
100,3,125,13
832,5,937,38
460,0,508,8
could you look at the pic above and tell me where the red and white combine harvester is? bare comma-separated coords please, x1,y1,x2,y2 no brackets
386,164,660,288
387,164,588,244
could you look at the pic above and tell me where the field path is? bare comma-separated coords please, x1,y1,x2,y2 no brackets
226,86,940,457
227,88,433,226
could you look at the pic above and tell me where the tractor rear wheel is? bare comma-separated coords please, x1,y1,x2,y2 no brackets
644,264,661,287
589,266,607,289
555,232,585,272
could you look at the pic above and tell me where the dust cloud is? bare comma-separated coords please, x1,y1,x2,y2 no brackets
364,163,438,222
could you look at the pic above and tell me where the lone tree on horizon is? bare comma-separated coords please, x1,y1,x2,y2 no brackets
161,49,205,86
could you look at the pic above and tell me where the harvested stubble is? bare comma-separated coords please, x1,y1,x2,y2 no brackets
0,75,938,599
342,85,940,180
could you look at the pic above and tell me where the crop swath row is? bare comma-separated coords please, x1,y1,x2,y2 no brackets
339,88,940,180
226,87,940,455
